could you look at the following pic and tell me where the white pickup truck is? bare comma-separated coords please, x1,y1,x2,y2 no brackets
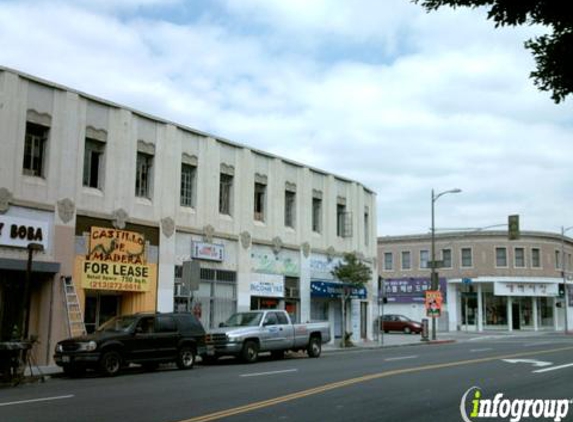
201,310,331,363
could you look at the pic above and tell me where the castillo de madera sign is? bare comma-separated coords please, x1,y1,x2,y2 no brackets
79,258,153,292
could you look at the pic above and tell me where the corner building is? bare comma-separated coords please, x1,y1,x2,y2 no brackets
378,231,573,333
0,67,378,364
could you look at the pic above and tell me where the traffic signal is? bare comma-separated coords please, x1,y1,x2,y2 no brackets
508,215,520,240
558,283,566,298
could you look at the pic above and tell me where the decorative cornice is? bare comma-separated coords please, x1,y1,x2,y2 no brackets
285,181,297,192
26,109,52,127
137,140,156,155
112,208,129,229
337,196,347,206
56,198,75,224
161,217,175,238
272,236,283,255
326,246,336,262
85,126,107,143
254,173,268,185
220,163,235,176
203,224,215,243
182,153,198,166
312,189,323,199
301,242,310,258
240,231,252,249
0,188,13,214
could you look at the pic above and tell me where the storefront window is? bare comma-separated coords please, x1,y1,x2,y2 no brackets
484,293,507,326
537,297,554,327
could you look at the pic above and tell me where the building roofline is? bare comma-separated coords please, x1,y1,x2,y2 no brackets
377,230,573,244
1,65,376,195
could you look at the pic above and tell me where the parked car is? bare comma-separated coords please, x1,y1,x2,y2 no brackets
201,310,331,363
380,314,422,334
54,312,206,377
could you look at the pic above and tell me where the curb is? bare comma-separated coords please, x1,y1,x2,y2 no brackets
323,339,457,353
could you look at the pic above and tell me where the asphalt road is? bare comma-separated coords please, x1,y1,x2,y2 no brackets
2,333,573,422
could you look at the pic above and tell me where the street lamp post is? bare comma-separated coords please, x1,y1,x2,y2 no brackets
431,188,462,340
561,226,573,334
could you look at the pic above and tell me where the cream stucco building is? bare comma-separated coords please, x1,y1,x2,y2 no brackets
0,66,378,364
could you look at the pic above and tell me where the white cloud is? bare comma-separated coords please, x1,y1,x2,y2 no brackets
1,0,572,236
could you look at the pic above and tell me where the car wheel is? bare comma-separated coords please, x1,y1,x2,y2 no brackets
307,336,321,358
99,351,122,377
403,327,412,334
241,341,259,363
270,350,285,360
176,346,196,370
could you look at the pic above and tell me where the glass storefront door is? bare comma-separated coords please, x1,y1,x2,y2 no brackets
84,293,121,333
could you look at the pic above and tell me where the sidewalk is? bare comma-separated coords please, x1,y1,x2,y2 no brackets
322,329,558,352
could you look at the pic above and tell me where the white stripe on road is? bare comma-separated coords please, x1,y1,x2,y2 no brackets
0,395,74,407
470,348,493,353
384,355,418,362
533,363,573,374
524,342,553,347
240,369,298,378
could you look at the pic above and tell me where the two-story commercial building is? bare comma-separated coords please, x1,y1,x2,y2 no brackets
0,66,378,364
378,231,573,333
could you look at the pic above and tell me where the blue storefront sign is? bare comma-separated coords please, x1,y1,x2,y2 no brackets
311,281,367,299
383,277,447,304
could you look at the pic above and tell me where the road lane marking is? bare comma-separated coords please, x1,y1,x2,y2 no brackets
240,369,298,377
0,395,74,407
502,359,552,367
533,363,573,374
524,342,553,347
384,355,418,361
470,348,493,353
178,345,573,422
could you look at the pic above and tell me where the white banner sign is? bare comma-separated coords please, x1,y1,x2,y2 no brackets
494,282,558,297
0,216,49,249
192,242,224,261
249,273,284,298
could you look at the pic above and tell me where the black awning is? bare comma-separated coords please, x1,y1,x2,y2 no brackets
0,258,60,273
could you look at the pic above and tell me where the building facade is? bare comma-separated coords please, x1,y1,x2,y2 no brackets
378,231,573,333
0,67,378,364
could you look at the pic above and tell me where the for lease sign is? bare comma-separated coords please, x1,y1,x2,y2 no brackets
77,257,154,292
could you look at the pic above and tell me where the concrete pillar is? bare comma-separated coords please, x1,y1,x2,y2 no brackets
447,283,458,331
350,299,360,343
532,296,538,331
299,249,311,323
477,284,483,332
157,231,175,312
507,296,513,332
553,297,559,331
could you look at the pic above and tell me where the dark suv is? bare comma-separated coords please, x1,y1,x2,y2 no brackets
54,312,206,377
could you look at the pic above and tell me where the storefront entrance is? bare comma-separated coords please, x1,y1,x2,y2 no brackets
0,270,25,341
84,293,121,333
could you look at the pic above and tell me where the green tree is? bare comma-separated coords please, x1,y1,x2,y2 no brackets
413,0,573,103
331,253,372,347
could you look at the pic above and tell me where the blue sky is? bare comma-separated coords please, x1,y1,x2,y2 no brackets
1,0,572,236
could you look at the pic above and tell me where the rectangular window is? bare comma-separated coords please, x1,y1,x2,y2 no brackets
83,138,104,189
135,152,153,198
461,248,472,268
285,190,295,228
555,250,561,269
337,204,346,237
384,252,393,271
442,249,452,268
401,251,411,270
420,250,429,269
219,173,233,215
254,182,266,222
312,197,322,233
180,163,197,208
514,247,525,268
23,122,48,177
496,247,508,267
531,248,541,268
